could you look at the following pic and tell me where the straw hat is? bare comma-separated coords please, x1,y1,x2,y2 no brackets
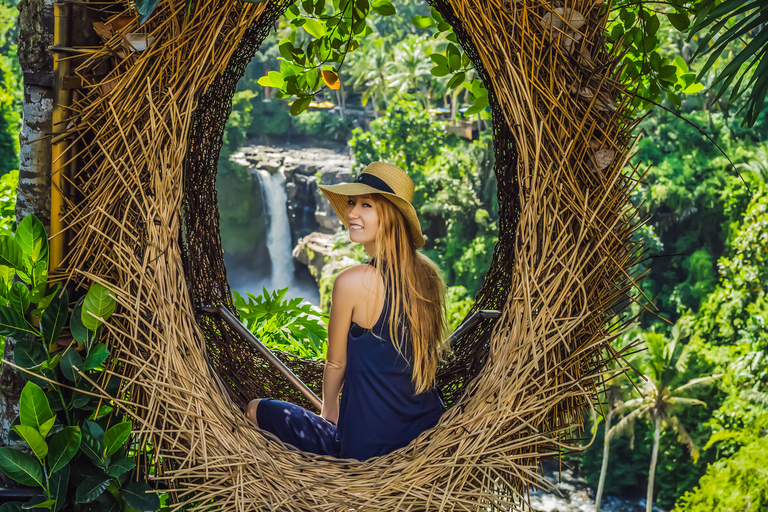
318,162,425,249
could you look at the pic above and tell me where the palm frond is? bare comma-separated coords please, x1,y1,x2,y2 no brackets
666,397,708,408
608,405,649,441
669,415,700,462
674,374,722,393
688,0,768,127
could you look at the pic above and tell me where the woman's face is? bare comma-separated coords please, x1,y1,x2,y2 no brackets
345,194,379,251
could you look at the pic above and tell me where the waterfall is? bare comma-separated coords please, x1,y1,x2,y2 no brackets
254,169,294,290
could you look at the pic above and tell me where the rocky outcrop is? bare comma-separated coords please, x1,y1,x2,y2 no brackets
235,145,354,245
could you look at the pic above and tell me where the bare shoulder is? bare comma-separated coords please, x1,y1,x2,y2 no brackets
333,264,378,292
333,264,383,305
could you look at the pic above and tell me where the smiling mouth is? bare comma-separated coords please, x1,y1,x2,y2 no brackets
350,225,363,230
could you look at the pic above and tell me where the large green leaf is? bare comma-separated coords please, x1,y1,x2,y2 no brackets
19,382,54,433
82,344,110,371
12,425,48,461
41,288,68,345
20,498,54,510
75,476,111,504
9,283,30,316
0,305,34,338
94,493,120,512
29,261,49,305
82,284,116,332
60,347,83,382
104,456,136,478
70,298,91,345
81,420,105,464
0,447,44,487
15,215,49,264
0,503,24,512
49,465,69,512
102,421,131,457
120,482,161,511
14,338,50,387
0,235,23,270
47,427,81,473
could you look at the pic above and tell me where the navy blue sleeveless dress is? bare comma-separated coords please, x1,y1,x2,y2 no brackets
256,271,445,461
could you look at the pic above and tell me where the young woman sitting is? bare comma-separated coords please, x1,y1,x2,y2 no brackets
245,162,448,461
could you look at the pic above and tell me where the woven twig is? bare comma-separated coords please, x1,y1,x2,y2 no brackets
53,0,644,509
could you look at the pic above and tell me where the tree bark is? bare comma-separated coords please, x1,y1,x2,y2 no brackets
595,405,613,512
0,0,53,488
647,416,662,512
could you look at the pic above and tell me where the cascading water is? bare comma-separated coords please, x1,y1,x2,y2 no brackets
254,169,294,290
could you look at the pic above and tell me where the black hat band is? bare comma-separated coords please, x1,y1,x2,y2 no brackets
353,173,395,194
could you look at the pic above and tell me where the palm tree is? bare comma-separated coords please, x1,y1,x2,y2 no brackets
385,35,435,111
608,324,720,512
595,365,634,512
344,37,390,116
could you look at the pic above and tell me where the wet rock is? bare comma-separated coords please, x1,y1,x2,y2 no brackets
237,144,353,244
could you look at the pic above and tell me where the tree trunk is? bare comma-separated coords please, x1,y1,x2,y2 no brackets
2,0,54,476
595,406,613,512
647,416,662,512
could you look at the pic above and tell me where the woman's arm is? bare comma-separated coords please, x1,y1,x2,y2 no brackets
320,268,358,424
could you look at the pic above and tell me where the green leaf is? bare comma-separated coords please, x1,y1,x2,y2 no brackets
303,19,325,38
48,427,81,473
135,0,160,24
15,216,48,263
81,420,105,464
257,75,275,88
0,235,23,270
21,500,54,510
9,283,30,316
429,53,447,67
41,288,68,345
0,305,34,338
15,339,49,387
411,15,434,28
103,421,131,457
121,482,161,511
464,97,489,116
32,288,55,317
60,347,83,382
82,344,110,371
75,476,111,504
447,72,466,89
371,0,395,16
104,456,136,478
0,502,24,512
39,416,56,438
94,493,120,512
49,465,69,512
19,382,54,433
70,298,91,345
12,425,48,462
278,40,294,62
0,264,15,287
0,447,44,487
666,11,689,31
82,283,116,332
290,97,312,116
430,65,450,77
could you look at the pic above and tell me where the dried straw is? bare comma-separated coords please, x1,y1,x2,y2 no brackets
52,0,645,508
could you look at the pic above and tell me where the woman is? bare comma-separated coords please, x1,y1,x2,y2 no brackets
245,162,448,461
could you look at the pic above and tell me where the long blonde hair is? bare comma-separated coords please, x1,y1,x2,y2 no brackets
370,194,448,394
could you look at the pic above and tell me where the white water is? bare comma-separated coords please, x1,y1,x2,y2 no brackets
255,169,294,290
